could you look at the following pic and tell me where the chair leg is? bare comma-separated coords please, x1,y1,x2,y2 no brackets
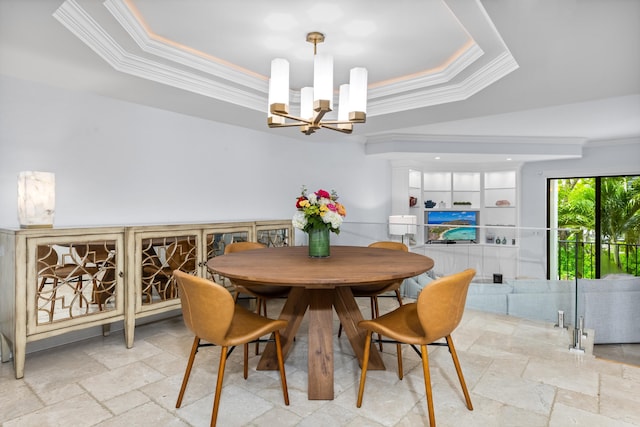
373,297,383,351
396,343,403,380
243,343,249,379
356,332,373,407
420,344,436,427
395,289,403,306
446,335,473,410
44,277,60,323
211,345,229,427
274,331,290,405
255,298,264,355
176,337,200,408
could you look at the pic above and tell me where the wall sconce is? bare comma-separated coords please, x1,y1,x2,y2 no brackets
388,215,417,244
17,171,55,228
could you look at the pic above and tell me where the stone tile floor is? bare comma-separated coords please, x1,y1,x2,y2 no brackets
594,343,640,367
2,297,640,426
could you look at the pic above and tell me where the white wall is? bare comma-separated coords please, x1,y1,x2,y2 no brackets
519,139,640,277
0,76,391,232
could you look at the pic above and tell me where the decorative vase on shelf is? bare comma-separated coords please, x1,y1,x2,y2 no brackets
308,227,330,258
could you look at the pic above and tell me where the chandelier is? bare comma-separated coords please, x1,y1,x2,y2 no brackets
267,32,368,135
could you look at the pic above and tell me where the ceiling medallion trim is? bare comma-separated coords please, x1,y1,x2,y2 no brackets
105,0,267,92
368,42,484,99
368,52,519,117
54,0,265,110
54,0,520,119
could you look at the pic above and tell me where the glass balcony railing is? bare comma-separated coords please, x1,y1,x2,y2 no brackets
295,221,640,352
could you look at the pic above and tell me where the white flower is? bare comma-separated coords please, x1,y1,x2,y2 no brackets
322,210,343,229
292,211,308,230
308,193,318,205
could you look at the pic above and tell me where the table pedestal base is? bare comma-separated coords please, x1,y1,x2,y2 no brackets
257,287,385,400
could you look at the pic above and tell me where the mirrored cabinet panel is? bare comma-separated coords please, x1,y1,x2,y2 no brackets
36,240,119,324
1,220,292,379
140,235,199,305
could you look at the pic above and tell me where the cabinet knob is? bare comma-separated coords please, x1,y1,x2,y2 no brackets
118,271,124,278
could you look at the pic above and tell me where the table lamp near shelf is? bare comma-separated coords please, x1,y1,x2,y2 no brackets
388,215,417,245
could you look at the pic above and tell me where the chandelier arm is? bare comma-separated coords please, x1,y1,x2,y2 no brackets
317,120,356,125
310,109,328,127
269,122,304,128
319,123,353,134
270,110,314,125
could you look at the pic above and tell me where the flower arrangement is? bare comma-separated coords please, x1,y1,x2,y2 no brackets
293,186,346,234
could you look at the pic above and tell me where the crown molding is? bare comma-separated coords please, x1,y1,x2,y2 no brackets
54,0,519,119
104,0,268,93
368,43,484,98
54,0,265,111
365,133,586,145
368,51,518,116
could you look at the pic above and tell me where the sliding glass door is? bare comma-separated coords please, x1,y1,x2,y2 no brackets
548,175,639,279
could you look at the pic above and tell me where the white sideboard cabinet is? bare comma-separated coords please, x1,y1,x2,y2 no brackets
0,220,293,378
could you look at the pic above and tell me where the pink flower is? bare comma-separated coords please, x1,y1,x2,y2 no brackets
315,189,331,199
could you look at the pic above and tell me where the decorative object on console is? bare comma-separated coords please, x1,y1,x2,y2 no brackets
17,171,55,228
453,201,472,205
425,200,437,208
495,199,511,206
409,196,417,207
268,32,367,135
292,186,346,257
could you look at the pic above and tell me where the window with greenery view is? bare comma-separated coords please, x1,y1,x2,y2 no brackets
549,175,640,279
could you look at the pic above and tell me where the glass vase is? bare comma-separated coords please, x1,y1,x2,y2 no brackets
308,227,330,258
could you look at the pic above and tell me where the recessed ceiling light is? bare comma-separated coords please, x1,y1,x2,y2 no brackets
435,156,441,160
506,157,512,161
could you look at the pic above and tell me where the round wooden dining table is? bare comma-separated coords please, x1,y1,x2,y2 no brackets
207,245,434,400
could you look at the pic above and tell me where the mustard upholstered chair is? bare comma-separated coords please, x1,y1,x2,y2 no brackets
339,241,407,350
357,268,476,427
224,242,290,353
173,270,289,427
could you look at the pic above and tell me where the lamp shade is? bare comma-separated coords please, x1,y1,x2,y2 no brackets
269,58,290,106
267,78,284,124
348,67,368,115
338,84,350,121
313,53,333,109
388,215,417,236
300,86,314,120
17,171,55,228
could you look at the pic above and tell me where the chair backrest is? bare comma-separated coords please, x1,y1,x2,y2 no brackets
224,241,266,254
416,269,476,342
173,270,234,344
368,241,408,252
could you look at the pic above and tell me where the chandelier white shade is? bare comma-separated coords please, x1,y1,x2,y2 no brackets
17,171,55,228
267,32,367,135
